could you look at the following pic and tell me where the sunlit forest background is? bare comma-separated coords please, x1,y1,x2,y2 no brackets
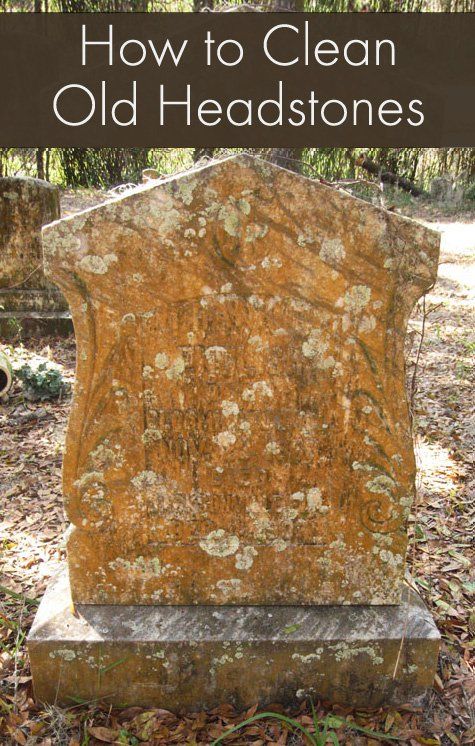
1,0,474,193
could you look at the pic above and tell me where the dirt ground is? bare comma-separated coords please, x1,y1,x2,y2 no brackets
0,193,474,745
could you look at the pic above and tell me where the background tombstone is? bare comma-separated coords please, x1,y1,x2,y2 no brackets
0,176,70,338
28,154,441,709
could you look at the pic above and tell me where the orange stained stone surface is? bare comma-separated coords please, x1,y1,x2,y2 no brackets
42,155,440,606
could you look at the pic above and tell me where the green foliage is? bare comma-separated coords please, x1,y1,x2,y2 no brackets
0,0,192,9
210,705,400,745
303,147,475,190
117,729,139,744
59,148,152,188
57,147,195,187
464,180,475,200
16,361,70,401
305,0,424,10
6,316,22,340
0,146,195,187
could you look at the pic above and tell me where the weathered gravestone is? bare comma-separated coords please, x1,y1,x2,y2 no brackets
0,177,69,337
28,155,440,709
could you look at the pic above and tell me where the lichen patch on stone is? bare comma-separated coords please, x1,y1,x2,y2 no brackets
341,285,372,314
78,253,117,275
213,431,237,449
221,400,239,417
154,353,169,369
166,356,186,380
235,546,258,570
199,530,240,557
319,238,346,265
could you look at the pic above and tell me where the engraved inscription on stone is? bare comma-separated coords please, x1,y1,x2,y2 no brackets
43,155,440,605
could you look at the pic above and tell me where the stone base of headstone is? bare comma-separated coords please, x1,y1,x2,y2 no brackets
0,288,68,313
0,288,72,338
0,310,73,339
28,569,439,710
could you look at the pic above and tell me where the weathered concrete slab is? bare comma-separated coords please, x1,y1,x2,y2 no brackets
42,155,440,606
0,310,73,340
28,570,439,709
0,288,68,314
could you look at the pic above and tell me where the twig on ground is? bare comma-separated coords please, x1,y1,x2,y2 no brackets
4,265,41,290
409,298,443,417
12,602,25,714
410,295,428,415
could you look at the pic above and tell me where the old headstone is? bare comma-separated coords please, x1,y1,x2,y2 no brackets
28,155,440,709
0,176,69,337
430,176,463,204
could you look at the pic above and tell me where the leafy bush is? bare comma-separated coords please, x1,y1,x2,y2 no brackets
16,361,70,401
464,180,475,201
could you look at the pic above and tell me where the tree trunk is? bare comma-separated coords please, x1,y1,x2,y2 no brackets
193,0,215,161
355,153,427,197
235,0,305,172
268,0,304,8
45,148,51,182
193,147,215,163
191,0,305,172
34,0,45,178
263,147,304,173
259,0,304,171
36,148,45,180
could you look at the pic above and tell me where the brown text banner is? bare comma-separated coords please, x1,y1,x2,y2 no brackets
0,12,474,146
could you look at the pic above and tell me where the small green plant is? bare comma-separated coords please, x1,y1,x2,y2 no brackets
210,701,399,745
118,731,139,745
462,338,475,354
456,360,472,380
7,316,22,340
16,361,70,401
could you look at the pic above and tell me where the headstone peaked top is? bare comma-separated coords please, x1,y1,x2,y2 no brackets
43,155,439,606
